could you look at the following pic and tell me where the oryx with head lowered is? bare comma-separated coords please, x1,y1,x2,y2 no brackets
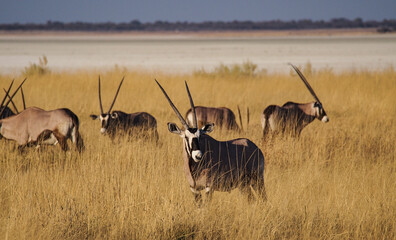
185,105,246,131
262,64,329,139
90,76,158,140
0,79,84,152
156,80,266,204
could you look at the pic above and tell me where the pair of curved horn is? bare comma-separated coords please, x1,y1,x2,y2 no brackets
3,88,19,113
98,76,125,115
0,78,27,117
0,80,14,111
289,63,322,103
2,85,26,114
155,80,197,129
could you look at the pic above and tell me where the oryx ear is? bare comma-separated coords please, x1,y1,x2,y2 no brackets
167,122,182,135
111,112,118,119
201,123,214,133
90,114,99,120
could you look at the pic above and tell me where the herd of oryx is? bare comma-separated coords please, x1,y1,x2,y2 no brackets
0,64,329,204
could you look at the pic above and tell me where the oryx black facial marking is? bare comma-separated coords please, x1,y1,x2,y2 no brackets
314,102,328,122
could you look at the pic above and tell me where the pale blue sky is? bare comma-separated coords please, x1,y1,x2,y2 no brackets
0,0,395,24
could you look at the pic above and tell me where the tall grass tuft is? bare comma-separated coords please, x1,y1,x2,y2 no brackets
22,55,50,76
193,61,265,79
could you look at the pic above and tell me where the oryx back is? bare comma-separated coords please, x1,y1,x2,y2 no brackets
186,106,239,131
107,111,158,139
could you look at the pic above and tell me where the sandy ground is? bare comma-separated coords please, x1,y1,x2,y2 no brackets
1,28,395,74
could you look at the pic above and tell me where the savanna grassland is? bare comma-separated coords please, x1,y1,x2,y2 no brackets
0,65,395,239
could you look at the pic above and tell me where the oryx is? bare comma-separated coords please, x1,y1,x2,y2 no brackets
262,63,329,139
90,76,158,140
156,80,266,204
0,79,85,152
185,106,243,131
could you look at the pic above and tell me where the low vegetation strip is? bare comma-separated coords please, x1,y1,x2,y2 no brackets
1,18,396,32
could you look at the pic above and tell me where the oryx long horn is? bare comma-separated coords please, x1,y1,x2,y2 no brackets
3,88,19,113
237,105,243,131
247,107,250,127
184,81,197,128
21,86,26,110
98,76,104,115
0,79,14,108
0,78,26,117
155,79,189,129
107,76,125,114
289,63,321,103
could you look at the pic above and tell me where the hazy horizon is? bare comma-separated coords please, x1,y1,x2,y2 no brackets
1,0,395,24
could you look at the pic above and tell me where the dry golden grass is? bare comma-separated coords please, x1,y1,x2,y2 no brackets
0,66,395,239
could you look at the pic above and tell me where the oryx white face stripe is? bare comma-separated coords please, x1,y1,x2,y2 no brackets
186,113,194,127
190,187,200,194
99,115,109,122
183,129,203,162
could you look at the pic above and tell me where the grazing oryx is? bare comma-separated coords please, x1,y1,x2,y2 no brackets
156,80,266,204
90,76,158,140
185,106,242,131
0,79,84,152
262,64,329,139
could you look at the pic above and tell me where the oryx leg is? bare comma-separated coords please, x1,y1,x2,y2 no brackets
190,187,203,206
52,130,68,152
71,126,85,152
17,145,27,153
25,130,55,150
205,186,214,203
250,177,267,202
40,133,58,145
239,179,255,202
153,129,159,143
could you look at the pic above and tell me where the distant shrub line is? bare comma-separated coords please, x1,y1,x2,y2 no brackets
1,18,396,32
